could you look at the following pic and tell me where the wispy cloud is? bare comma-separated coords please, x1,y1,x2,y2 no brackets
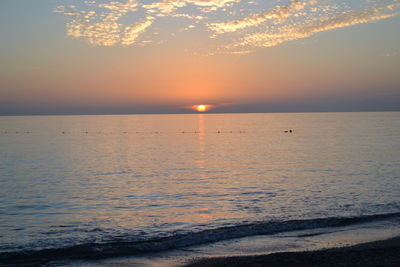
208,0,316,34
56,0,153,46
142,0,185,14
55,0,400,53
121,18,155,45
229,3,400,50
143,0,239,14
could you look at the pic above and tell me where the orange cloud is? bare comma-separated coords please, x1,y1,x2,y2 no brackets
230,5,400,50
55,0,400,54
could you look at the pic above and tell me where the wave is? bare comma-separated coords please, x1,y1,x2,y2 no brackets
1,212,400,264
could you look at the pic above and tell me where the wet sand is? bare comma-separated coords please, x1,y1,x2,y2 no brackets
185,236,400,267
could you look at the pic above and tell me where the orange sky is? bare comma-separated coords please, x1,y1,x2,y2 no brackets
0,0,399,114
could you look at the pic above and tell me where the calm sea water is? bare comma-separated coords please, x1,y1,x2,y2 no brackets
0,112,399,261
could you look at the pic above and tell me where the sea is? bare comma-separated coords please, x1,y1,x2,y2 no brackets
0,112,399,265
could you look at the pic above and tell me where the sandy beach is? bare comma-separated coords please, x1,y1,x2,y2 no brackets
185,236,400,267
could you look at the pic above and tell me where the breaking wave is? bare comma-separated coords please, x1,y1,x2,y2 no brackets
1,212,400,264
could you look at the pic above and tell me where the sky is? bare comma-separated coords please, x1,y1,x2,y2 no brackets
0,0,399,115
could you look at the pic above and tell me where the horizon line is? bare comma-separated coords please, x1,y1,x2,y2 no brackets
1,109,399,117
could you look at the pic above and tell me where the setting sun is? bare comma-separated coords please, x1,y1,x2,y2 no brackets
196,105,207,112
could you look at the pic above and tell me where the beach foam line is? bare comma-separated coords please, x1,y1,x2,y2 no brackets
1,212,400,264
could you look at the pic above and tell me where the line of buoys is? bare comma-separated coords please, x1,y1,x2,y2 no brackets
1,130,248,135
181,131,202,133
216,131,246,133
0,131,34,134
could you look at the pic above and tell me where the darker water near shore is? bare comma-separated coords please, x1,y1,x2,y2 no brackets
1,212,400,264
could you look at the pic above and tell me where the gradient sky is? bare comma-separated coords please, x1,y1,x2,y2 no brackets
0,0,399,115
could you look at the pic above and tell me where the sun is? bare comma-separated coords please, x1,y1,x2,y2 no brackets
196,105,207,112
191,104,213,112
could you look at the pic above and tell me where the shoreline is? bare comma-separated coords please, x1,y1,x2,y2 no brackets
3,216,400,266
184,236,400,267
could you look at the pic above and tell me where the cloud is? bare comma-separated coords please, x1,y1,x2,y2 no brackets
231,4,400,49
142,0,185,14
56,0,153,46
170,13,205,20
143,0,239,14
226,49,255,55
188,0,239,7
208,0,316,34
55,0,400,53
121,17,155,45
